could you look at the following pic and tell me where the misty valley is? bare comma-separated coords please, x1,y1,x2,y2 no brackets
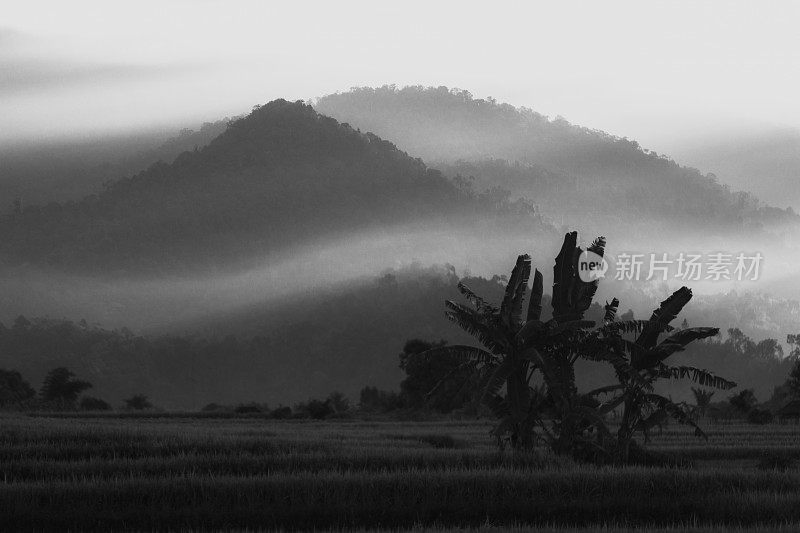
4,85,800,531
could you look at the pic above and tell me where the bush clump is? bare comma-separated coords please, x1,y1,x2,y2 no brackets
234,403,265,414
270,406,292,419
79,397,111,411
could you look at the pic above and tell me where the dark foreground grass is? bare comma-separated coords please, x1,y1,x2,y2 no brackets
2,416,800,530
8,470,800,530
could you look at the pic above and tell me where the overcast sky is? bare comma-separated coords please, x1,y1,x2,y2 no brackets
3,0,800,150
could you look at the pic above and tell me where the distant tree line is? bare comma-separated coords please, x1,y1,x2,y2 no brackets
4,331,799,425
0,366,152,412
1,265,797,411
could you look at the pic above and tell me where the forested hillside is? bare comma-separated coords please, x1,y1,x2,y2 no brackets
674,127,800,212
0,119,232,205
2,264,793,408
316,86,796,233
0,100,547,274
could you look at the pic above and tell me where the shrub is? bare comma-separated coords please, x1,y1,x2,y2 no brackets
123,394,153,410
295,392,353,419
270,406,292,419
300,399,333,419
79,397,111,411
729,389,758,415
234,403,264,414
0,369,35,407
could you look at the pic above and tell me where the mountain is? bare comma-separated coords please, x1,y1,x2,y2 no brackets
0,119,232,206
315,86,797,236
2,91,795,408
670,127,800,212
0,99,547,274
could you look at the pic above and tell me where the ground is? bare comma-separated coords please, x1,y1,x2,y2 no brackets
2,414,800,530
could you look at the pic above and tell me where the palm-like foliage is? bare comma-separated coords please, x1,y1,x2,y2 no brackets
425,231,738,463
691,387,715,419
588,288,736,461
425,232,610,452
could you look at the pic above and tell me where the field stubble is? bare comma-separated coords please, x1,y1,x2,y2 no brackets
2,415,800,530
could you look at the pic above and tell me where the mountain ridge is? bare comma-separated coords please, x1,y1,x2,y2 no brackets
315,86,797,234
0,99,548,274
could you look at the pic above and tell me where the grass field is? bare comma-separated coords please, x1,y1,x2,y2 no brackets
3,414,800,531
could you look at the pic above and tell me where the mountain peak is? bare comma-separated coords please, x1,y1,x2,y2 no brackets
0,98,545,273
315,85,798,234
159,98,416,175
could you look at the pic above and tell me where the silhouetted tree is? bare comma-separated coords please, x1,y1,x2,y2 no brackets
788,359,800,399
359,386,402,412
729,389,758,414
767,383,792,410
691,388,715,418
123,394,152,410
423,231,735,463
399,338,476,412
607,286,734,462
296,398,333,419
0,369,35,407
326,391,350,413
787,334,800,359
40,368,91,408
234,402,263,414
753,338,783,360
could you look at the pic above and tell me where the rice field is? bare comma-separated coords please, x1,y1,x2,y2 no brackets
2,414,800,531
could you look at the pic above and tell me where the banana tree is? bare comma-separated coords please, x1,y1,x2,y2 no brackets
424,230,739,463
585,287,737,462
423,232,611,452
691,387,715,419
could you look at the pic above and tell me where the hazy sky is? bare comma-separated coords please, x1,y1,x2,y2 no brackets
3,0,800,149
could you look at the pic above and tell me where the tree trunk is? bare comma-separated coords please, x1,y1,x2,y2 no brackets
617,398,635,463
